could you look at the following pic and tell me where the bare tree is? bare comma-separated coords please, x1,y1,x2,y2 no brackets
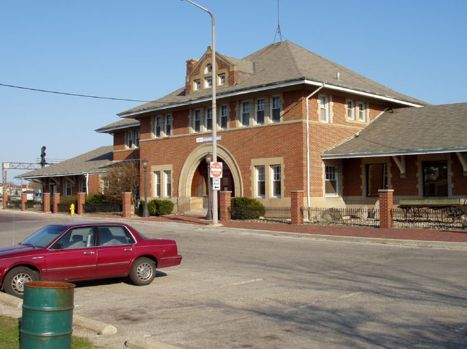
104,161,140,203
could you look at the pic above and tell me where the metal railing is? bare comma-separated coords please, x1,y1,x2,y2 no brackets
392,207,467,230
84,201,122,213
304,207,380,227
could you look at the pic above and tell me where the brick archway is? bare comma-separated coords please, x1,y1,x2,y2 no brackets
178,144,243,212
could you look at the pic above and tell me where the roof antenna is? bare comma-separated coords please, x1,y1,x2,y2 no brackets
273,0,283,42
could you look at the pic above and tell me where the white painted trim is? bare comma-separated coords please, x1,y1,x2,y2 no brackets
119,79,423,118
322,148,467,159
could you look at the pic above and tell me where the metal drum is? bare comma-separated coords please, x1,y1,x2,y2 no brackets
21,281,75,349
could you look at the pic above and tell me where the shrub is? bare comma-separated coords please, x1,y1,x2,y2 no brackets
86,194,105,204
139,199,174,216
231,197,265,220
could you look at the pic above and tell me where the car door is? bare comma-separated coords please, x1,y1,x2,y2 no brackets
95,225,136,278
44,226,97,281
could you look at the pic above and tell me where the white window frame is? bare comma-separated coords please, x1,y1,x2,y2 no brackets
154,116,163,138
324,165,339,197
154,171,161,198
319,94,330,123
217,73,225,86
220,105,228,129
357,101,367,122
205,63,212,74
255,166,266,198
271,96,281,123
205,77,212,88
256,99,265,125
79,178,87,193
165,114,173,136
125,129,139,148
206,108,213,131
241,101,250,127
193,110,201,133
164,170,172,198
193,79,201,91
271,165,282,198
346,99,355,120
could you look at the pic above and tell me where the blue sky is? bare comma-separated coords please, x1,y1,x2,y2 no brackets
1,0,466,182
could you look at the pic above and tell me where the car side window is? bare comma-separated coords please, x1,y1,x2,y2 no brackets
97,226,135,247
51,227,95,250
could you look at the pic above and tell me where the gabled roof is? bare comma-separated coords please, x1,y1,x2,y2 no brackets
19,146,115,179
118,40,424,118
95,118,139,134
322,103,467,159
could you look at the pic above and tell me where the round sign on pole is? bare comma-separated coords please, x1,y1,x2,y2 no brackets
210,162,223,178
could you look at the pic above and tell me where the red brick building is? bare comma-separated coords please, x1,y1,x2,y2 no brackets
23,41,467,212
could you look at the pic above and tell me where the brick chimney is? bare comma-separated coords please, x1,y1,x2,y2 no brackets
185,58,198,94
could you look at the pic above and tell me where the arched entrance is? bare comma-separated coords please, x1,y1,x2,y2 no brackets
178,144,242,212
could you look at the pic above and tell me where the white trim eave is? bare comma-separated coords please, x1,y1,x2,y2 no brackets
303,80,423,108
120,79,423,118
322,148,467,160
95,123,140,134
19,170,108,180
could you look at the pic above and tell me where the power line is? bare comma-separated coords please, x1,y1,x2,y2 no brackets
0,82,150,103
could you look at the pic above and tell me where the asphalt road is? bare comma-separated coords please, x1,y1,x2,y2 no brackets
1,210,467,349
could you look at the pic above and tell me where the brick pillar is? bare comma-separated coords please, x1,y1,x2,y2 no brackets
122,192,132,218
77,192,86,215
290,190,304,225
2,191,7,209
21,192,27,211
219,191,232,222
52,193,60,213
379,189,394,229
43,192,51,213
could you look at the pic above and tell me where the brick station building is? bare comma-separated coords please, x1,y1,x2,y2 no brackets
21,41,467,212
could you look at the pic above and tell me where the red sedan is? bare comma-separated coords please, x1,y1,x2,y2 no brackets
0,222,182,297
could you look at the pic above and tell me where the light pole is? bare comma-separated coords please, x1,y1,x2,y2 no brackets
142,159,149,217
184,0,219,225
205,154,212,220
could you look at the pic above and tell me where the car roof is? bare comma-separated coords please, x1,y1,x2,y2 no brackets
58,222,131,229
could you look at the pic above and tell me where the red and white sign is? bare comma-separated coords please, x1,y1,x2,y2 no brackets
209,162,223,178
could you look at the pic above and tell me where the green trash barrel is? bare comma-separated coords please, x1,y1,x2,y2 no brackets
21,281,75,349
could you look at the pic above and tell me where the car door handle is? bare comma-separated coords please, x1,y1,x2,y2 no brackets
123,248,133,252
83,251,95,255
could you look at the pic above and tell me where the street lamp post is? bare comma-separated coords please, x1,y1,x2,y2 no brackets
205,154,212,220
142,159,149,217
185,0,219,225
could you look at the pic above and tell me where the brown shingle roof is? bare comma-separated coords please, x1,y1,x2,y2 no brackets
322,103,467,159
118,40,424,117
19,146,115,179
95,118,139,134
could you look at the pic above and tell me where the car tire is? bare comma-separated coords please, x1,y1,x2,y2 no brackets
129,257,156,286
3,267,39,298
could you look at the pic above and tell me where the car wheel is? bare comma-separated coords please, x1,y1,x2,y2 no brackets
129,257,156,286
4,267,39,298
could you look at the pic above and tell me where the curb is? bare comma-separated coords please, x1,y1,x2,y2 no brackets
0,292,117,336
125,338,181,349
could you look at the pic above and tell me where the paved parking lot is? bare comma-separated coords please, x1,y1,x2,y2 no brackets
1,210,467,348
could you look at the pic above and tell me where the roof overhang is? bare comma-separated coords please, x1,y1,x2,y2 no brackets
95,123,140,134
18,170,109,180
322,148,467,160
119,78,423,118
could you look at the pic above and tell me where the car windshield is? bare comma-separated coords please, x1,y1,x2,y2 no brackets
20,225,66,248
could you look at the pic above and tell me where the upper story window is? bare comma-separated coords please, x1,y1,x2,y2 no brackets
241,102,250,127
124,129,140,148
165,114,173,136
218,73,225,86
205,77,212,88
204,63,212,74
256,99,265,125
155,116,163,138
271,96,281,123
319,95,330,123
206,108,213,131
220,105,228,129
194,110,201,133
357,102,367,122
193,79,201,91
346,99,355,120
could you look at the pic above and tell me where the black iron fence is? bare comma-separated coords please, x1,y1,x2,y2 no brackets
393,207,467,230
231,206,290,221
84,201,122,213
304,207,380,227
